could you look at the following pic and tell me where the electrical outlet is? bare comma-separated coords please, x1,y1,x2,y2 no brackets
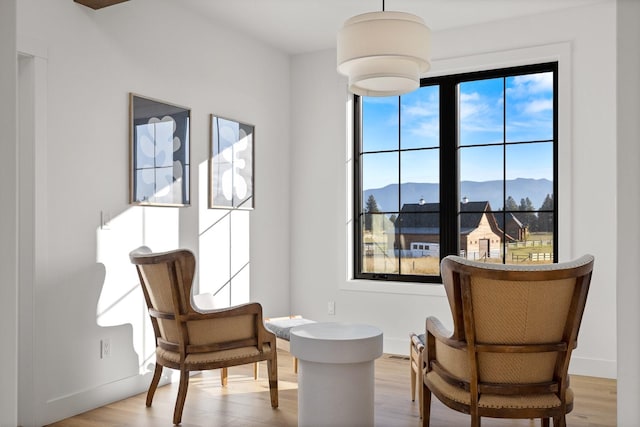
101,338,111,359
328,301,335,315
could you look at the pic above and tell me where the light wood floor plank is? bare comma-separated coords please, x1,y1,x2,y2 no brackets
47,350,616,426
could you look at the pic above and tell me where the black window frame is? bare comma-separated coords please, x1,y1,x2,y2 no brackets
353,62,559,283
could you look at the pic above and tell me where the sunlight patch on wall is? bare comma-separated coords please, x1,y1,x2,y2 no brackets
197,161,250,308
96,206,180,374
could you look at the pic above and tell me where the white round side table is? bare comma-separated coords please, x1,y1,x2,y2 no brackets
290,322,383,427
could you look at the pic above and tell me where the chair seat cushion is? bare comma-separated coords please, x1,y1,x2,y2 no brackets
266,317,315,341
425,371,574,410
157,344,273,366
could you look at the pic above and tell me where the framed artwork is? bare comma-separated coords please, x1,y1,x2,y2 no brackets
129,93,190,206
209,115,254,209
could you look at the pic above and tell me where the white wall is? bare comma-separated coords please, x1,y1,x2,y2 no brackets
17,0,291,424
0,1,18,426
11,0,635,424
616,0,640,424
290,1,618,379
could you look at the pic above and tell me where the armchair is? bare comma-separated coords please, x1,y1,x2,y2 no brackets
130,247,278,425
423,255,594,427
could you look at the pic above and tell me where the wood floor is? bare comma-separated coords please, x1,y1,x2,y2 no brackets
47,350,616,427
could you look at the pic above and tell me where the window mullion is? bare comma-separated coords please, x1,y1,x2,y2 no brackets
353,95,363,276
502,77,507,264
552,65,559,263
397,95,402,275
440,79,459,260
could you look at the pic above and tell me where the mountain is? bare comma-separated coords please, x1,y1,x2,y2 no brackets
364,178,553,212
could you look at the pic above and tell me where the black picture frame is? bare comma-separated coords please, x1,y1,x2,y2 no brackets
209,115,254,209
129,93,190,206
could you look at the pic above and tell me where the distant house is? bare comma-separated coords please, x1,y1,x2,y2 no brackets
390,201,507,259
495,212,528,242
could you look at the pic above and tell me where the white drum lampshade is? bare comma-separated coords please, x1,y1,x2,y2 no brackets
337,11,431,97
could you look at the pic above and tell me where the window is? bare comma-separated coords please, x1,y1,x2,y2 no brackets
354,63,558,283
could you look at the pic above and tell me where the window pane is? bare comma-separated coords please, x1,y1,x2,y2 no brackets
362,152,398,212
400,255,440,276
394,211,440,276
361,213,398,274
505,142,553,216
537,195,554,232
459,145,504,210
362,96,399,152
506,72,553,142
459,78,504,146
400,148,439,207
401,85,439,149
505,223,554,265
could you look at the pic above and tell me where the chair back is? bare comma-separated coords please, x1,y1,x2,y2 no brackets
130,246,263,355
129,247,279,423
129,246,196,346
440,255,593,387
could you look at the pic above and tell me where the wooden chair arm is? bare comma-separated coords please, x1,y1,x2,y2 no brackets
410,333,425,352
426,317,466,350
189,301,260,317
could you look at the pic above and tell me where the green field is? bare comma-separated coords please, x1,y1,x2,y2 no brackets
506,232,554,263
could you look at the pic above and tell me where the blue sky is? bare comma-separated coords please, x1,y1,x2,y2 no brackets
361,71,554,190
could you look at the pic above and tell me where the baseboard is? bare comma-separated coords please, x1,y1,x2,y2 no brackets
569,355,617,379
383,336,412,357
41,372,170,426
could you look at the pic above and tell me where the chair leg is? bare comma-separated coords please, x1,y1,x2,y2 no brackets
146,363,163,407
553,416,565,427
267,354,279,408
173,368,190,425
254,362,259,380
221,367,228,386
541,418,550,427
418,369,424,419
293,356,298,373
421,383,432,427
410,346,417,402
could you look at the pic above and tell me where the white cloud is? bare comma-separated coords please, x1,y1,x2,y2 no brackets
403,102,438,118
401,89,439,119
460,92,480,102
524,99,553,114
459,92,488,120
459,91,499,126
400,94,439,139
409,119,439,138
508,72,553,97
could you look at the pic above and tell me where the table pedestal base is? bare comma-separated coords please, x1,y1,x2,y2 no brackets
290,322,383,427
298,359,375,427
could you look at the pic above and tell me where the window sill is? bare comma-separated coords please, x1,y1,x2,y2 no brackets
340,280,446,297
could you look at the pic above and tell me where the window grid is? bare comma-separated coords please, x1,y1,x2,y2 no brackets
354,62,558,283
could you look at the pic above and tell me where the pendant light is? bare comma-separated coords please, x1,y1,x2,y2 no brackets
337,0,431,97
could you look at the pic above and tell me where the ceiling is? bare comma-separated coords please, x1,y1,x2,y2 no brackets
178,0,608,55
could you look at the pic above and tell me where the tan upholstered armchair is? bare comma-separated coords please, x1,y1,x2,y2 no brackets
130,247,278,425
423,255,594,427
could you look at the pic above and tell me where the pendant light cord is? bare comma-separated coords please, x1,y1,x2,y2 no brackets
382,0,385,11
